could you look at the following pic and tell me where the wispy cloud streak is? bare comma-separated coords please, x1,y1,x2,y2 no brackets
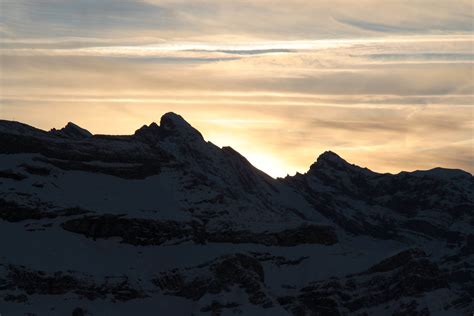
0,0,473,177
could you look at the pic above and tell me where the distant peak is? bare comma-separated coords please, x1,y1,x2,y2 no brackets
160,112,203,140
410,167,472,179
316,151,348,165
50,122,92,139
307,150,354,173
307,151,375,176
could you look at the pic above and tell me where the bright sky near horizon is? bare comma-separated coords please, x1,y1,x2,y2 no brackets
0,0,473,177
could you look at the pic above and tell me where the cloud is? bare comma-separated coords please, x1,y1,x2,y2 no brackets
1,0,473,41
334,18,418,33
0,0,170,38
1,0,473,177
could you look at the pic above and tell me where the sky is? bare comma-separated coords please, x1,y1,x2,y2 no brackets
0,0,473,177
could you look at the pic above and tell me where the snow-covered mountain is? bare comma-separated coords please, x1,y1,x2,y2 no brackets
0,113,472,315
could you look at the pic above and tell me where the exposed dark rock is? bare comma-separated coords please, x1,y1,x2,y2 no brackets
279,249,449,315
365,248,426,273
20,164,51,176
0,199,89,222
445,293,473,310
154,253,271,307
62,215,337,246
4,265,146,302
206,224,337,246
62,215,194,246
36,157,164,179
250,252,309,266
0,170,27,181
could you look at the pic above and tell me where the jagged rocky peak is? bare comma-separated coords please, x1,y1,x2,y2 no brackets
50,122,92,139
133,122,166,143
134,112,203,143
160,112,203,140
134,122,160,134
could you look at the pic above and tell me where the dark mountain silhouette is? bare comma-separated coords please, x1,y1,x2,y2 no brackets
0,112,472,315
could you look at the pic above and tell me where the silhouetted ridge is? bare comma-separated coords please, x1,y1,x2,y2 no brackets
0,113,473,315
315,151,348,165
308,150,363,174
50,122,92,139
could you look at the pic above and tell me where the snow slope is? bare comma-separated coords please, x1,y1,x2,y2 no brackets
0,113,472,315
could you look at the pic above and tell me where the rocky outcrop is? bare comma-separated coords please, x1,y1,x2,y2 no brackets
62,215,194,246
0,199,88,222
279,249,450,315
0,170,27,181
2,264,146,302
206,224,337,246
154,253,272,307
62,215,337,246
35,157,165,179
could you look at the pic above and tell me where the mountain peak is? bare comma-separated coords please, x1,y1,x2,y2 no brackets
307,151,375,177
160,112,188,128
317,151,346,164
50,122,92,139
311,151,349,169
133,113,204,143
160,112,203,140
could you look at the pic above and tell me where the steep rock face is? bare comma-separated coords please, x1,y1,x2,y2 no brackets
285,151,473,243
154,253,271,307
0,113,472,315
279,249,451,315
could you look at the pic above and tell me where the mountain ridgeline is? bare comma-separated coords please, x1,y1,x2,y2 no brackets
0,112,472,315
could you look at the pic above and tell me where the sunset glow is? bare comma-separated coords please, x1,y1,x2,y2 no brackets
1,1,473,177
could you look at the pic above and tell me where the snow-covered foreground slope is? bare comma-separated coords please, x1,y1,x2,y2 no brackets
0,113,472,315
